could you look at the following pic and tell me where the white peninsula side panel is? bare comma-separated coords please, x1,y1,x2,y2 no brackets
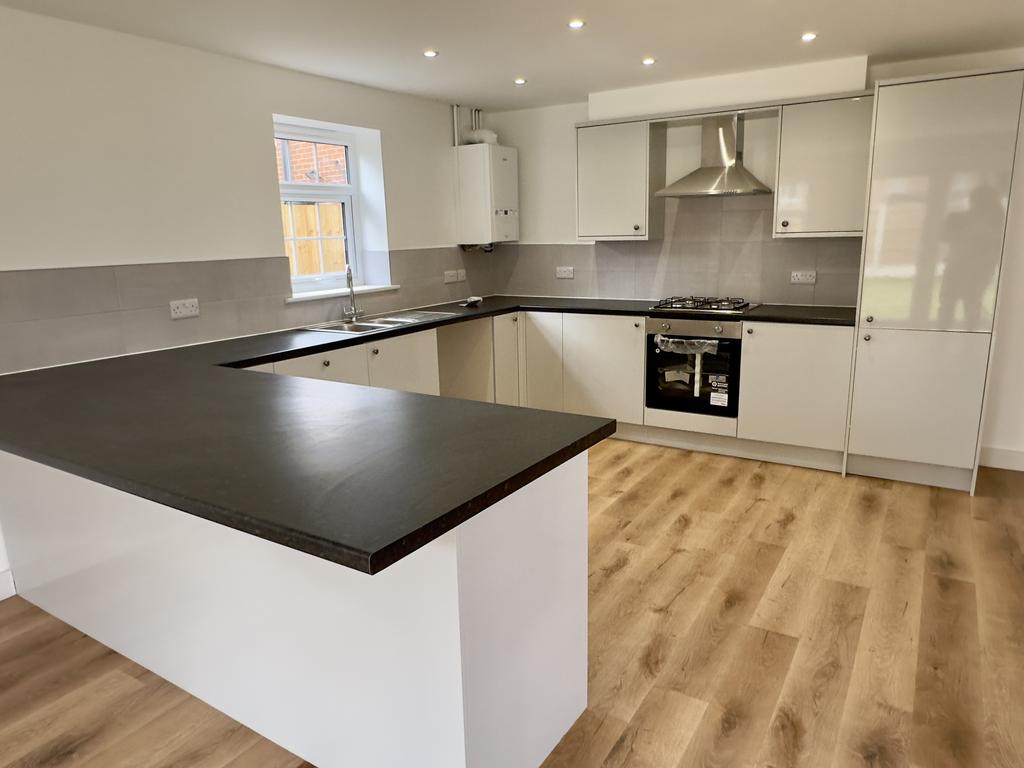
0,451,589,768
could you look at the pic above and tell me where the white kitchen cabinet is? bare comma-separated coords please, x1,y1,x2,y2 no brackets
455,144,519,245
273,345,370,385
563,314,644,425
437,318,494,403
847,328,991,468
520,312,563,412
577,122,664,240
774,96,873,237
861,71,1024,332
367,330,440,396
493,313,520,406
737,322,854,451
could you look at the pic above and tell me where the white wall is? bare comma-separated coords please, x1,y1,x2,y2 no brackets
483,103,587,244
0,6,457,271
588,56,868,121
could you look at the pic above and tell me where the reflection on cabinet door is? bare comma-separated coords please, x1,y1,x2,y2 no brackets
521,312,563,412
737,323,854,451
848,328,990,468
493,313,520,406
367,330,440,396
273,346,369,385
861,71,1024,332
563,314,644,424
774,96,873,236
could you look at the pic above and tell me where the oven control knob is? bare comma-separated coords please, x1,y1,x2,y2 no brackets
714,325,723,334
660,322,670,331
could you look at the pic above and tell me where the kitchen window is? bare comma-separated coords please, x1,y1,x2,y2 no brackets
274,121,361,295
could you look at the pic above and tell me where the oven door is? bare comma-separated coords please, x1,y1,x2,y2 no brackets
645,320,742,418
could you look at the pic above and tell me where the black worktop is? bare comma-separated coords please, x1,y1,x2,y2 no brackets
0,295,851,574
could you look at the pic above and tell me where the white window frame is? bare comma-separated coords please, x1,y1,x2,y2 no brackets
274,121,362,294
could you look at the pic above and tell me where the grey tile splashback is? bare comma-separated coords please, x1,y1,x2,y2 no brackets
0,199,861,374
0,248,506,374
501,195,862,305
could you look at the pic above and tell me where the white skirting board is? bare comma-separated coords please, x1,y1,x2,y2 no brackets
0,451,589,768
980,446,1024,472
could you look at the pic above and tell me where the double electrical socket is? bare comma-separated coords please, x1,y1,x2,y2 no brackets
556,266,574,279
790,270,817,285
444,269,468,284
169,297,200,319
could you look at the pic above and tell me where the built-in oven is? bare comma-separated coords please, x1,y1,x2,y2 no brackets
645,317,743,418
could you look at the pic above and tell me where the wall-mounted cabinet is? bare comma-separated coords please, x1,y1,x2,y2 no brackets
576,122,665,241
455,144,519,246
774,96,874,237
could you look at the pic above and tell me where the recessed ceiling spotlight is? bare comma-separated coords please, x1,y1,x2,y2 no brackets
568,19,585,30
514,77,528,86
642,56,656,66
801,32,817,42
423,49,439,58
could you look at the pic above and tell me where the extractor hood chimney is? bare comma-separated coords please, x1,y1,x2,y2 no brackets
656,114,770,197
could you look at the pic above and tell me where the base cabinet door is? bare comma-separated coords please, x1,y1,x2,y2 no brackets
273,346,369,385
848,328,990,468
493,313,520,406
520,312,563,412
563,314,644,424
737,323,854,450
367,330,440,396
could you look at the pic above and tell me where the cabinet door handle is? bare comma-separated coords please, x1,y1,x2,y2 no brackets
322,359,331,367
781,220,789,228
371,348,380,356
865,315,874,323
512,316,518,323
634,322,640,328
863,334,872,342
746,328,754,335
633,224,640,232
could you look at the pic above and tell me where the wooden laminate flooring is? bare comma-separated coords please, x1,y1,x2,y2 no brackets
1,439,1023,767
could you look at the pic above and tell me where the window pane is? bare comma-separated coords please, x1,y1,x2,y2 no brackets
318,202,343,236
276,138,349,185
294,239,321,276
322,238,347,274
275,139,286,182
291,202,318,238
316,143,349,184
284,240,296,273
280,202,292,237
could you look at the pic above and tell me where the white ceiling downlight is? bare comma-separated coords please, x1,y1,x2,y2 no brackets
568,19,585,30
642,56,656,66
801,32,817,42
423,49,438,57
514,77,527,86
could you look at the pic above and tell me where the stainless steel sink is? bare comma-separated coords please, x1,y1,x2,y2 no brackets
307,310,457,335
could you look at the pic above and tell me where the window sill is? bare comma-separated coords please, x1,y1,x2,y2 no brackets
285,284,400,304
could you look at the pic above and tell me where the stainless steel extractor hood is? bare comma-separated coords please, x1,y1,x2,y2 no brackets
656,114,770,197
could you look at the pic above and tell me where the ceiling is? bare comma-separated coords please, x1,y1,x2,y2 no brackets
4,0,1024,110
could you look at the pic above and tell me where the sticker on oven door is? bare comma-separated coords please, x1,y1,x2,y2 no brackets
709,391,729,407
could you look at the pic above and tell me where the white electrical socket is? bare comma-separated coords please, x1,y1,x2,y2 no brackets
443,270,459,284
169,297,200,319
556,266,574,279
790,270,817,285
457,269,467,281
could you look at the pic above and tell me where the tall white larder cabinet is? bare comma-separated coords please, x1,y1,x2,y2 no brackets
455,144,519,245
848,70,1024,480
